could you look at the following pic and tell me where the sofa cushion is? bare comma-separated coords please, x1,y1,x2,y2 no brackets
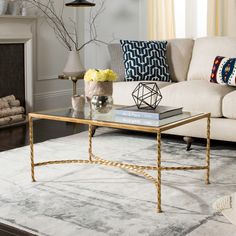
210,56,236,87
159,80,235,117
166,38,194,82
108,44,124,82
188,37,236,81
113,81,171,106
120,40,170,82
108,38,194,83
223,90,236,119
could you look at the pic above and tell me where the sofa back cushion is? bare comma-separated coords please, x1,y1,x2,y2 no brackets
108,38,194,83
188,37,236,81
166,38,194,82
108,43,125,82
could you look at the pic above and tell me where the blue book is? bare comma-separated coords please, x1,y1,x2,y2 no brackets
115,105,183,120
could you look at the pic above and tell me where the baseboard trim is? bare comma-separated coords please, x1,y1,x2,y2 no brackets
35,89,70,101
34,88,84,111
34,88,84,100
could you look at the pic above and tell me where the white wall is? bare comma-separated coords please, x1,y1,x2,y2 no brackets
34,0,147,111
84,0,148,69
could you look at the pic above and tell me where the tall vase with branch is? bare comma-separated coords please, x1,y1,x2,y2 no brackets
25,0,106,76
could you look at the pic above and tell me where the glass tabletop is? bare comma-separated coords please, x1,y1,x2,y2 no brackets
33,105,205,130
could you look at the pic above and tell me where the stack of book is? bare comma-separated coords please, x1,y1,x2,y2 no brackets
0,95,25,126
115,105,183,120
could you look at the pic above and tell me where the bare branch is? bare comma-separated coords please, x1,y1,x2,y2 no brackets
69,17,79,50
81,0,107,50
26,0,77,50
25,0,107,51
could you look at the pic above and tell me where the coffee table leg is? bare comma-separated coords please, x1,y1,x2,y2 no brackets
88,125,93,161
156,131,162,213
91,125,97,137
206,115,211,184
29,116,36,182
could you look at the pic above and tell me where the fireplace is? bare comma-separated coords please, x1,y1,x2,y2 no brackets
0,16,36,115
0,43,25,108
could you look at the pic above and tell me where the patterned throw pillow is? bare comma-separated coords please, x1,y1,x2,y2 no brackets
120,40,170,82
210,56,236,87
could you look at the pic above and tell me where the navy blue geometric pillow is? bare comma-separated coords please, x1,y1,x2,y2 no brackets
120,40,171,82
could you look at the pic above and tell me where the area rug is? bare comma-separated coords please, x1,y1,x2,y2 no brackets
0,128,236,236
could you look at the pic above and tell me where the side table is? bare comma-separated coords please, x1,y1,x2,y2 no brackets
58,74,84,96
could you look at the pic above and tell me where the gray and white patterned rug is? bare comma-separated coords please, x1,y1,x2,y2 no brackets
0,128,236,236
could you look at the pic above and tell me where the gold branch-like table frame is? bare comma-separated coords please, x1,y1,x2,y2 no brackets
28,111,211,213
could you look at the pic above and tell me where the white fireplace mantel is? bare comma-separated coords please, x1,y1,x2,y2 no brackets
0,15,36,112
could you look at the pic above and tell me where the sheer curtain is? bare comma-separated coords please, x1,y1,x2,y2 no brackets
148,0,236,40
174,0,207,39
207,0,236,37
148,0,176,40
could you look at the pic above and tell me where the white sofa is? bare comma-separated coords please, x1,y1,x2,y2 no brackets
109,37,236,142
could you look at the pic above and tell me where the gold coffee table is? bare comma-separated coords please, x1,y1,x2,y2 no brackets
28,107,211,213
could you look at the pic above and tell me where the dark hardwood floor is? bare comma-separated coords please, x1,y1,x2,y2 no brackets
0,120,87,152
0,120,87,236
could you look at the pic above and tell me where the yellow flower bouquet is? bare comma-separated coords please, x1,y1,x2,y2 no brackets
84,69,117,82
84,69,118,100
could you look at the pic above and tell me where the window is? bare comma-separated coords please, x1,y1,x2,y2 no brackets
174,0,207,38
174,0,186,38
